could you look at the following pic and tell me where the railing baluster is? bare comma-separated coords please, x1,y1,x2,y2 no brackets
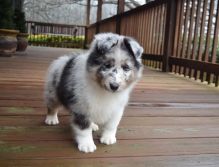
186,0,196,60
181,0,191,59
163,0,177,72
192,0,202,60
204,0,215,63
197,0,208,61
211,2,219,64
176,0,185,59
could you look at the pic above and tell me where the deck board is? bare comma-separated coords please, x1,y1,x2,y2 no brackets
0,46,219,166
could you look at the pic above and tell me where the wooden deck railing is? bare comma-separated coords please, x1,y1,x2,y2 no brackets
26,21,86,48
86,0,219,87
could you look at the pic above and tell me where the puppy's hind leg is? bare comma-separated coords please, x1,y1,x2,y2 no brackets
45,104,60,125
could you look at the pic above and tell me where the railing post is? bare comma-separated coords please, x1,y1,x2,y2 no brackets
162,0,177,72
84,0,91,48
84,26,88,49
116,0,125,34
86,0,91,26
96,0,103,34
117,0,125,14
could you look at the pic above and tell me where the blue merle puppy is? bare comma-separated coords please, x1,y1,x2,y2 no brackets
44,33,143,153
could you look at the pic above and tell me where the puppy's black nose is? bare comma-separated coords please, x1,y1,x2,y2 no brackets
110,83,119,91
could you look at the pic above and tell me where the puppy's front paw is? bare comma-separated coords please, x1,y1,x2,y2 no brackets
45,114,59,125
91,122,99,131
100,135,117,145
78,142,97,153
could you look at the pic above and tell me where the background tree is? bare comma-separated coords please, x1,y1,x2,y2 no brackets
0,0,15,29
23,0,147,25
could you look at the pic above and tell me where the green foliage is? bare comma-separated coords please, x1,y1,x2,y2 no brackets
14,9,27,33
28,35,85,48
0,0,15,29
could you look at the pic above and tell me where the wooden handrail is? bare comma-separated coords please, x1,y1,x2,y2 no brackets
26,21,86,28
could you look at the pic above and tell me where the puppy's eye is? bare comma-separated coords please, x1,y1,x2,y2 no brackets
122,64,130,72
103,62,112,69
111,40,118,48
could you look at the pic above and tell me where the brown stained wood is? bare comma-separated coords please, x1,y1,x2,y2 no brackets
129,15,133,35
143,10,148,53
136,13,142,43
1,154,219,167
163,0,177,72
149,9,153,54
142,11,147,52
2,115,219,127
159,5,164,55
172,0,182,57
181,0,191,59
128,15,132,36
186,0,196,59
169,56,219,78
176,0,185,58
1,89,219,107
141,11,147,52
137,12,142,43
156,5,162,55
206,72,211,84
211,2,219,63
1,118,219,141
136,13,140,38
0,46,219,166
134,14,138,38
204,0,215,62
97,0,103,31
117,0,125,14
149,10,153,54
129,15,132,36
99,18,116,33
154,7,159,54
216,75,219,87
151,7,157,54
130,15,133,36
145,11,150,53
1,138,219,159
140,12,144,45
197,0,208,61
1,105,219,117
192,0,202,60
87,25,96,44
122,15,128,35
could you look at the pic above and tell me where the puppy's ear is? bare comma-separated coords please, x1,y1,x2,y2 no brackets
92,33,119,54
123,37,144,59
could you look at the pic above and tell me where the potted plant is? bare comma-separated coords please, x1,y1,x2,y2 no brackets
0,0,19,56
14,9,28,52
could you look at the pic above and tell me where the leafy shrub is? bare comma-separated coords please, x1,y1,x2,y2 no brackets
28,34,85,48
14,9,27,33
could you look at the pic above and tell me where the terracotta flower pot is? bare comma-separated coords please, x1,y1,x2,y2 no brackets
0,29,19,56
17,33,29,51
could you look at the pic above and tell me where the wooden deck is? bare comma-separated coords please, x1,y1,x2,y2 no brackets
0,46,219,167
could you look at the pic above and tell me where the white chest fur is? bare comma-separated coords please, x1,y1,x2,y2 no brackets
85,86,129,125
